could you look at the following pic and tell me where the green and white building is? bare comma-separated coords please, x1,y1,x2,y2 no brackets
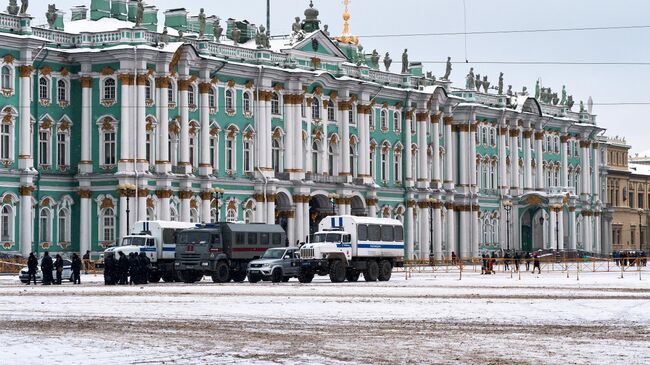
0,0,609,258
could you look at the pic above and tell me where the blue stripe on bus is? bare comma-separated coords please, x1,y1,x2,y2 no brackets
139,247,156,252
336,244,352,248
358,244,404,249
162,247,175,252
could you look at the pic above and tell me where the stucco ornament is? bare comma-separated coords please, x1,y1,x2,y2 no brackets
497,72,504,95
198,8,206,38
212,18,223,42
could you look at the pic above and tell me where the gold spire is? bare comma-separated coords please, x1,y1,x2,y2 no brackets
336,0,359,45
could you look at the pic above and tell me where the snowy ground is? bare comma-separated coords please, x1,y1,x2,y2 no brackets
1,269,649,364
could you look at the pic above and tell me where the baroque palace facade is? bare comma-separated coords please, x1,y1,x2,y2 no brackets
0,0,609,258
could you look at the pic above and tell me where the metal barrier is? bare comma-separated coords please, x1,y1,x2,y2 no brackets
0,256,27,274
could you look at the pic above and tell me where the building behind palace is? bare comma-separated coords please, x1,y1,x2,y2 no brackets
0,0,609,258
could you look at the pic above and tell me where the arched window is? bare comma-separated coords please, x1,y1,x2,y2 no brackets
327,100,335,120
226,208,237,222
380,110,388,130
58,209,69,243
393,111,400,132
243,92,252,113
190,208,199,223
101,208,115,243
225,137,234,171
102,129,116,166
210,133,219,171
102,78,116,100
243,139,253,173
167,82,174,103
170,206,178,222
370,146,376,179
39,77,49,100
328,143,337,176
188,84,196,106
481,127,488,145
245,210,254,224
271,92,280,115
39,208,51,243
490,127,496,147
350,144,357,177
56,80,67,102
0,123,10,160
0,205,12,241
272,139,282,173
38,129,50,166
394,150,402,183
349,109,355,125
208,87,216,108
312,97,321,120
1,66,10,89
145,79,152,100
312,140,320,173
381,144,389,182
56,131,68,168
225,89,234,110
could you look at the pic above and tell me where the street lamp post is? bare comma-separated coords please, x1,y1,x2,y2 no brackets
118,183,136,234
209,187,225,222
328,193,338,216
550,203,563,258
502,200,513,252
428,198,435,260
638,208,644,251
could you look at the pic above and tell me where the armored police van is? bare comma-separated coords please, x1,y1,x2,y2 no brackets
175,223,287,283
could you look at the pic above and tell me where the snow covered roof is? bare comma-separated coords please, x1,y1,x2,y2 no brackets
629,163,650,176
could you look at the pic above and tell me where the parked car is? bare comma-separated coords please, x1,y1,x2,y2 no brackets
18,258,73,284
247,247,300,283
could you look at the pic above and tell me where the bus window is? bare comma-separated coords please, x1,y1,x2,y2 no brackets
235,232,245,244
381,225,394,241
260,232,269,245
247,233,257,245
343,234,351,243
394,226,404,241
272,233,282,246
162,229,176,244
147,238,155,246
368,225,381,241
357,225,368,241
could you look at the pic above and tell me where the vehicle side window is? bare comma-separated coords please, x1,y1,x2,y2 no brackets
163,229,176,244
368,225,381,241
272,233,281,246
212,234,221,244
343,234,351,243
358,225,368,240
247,233,257,245
235,232,245,244
394,226,404,241
147,239,155,246
381,225,394,241
260,233,269,245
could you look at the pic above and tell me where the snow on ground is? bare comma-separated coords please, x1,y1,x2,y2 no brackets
1,270,649,364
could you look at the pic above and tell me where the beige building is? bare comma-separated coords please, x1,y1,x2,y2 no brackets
605,137,650,252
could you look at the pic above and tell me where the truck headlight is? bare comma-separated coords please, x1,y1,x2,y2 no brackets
201,262,209,267
175,262,180,266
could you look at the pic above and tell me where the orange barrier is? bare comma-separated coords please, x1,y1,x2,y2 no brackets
0,257,27,274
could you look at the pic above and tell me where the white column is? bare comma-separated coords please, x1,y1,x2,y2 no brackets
431,115,441,188
136,75,147,170
560,136,569,187
595,213,602,253
593,145,600,200
443,116,454,189
293,96,304,178
119,74,131,165
18,66,33,170
580,140,590,198
446,204,456,257
368,199,377,218
266,195,276,224
295,199,303,245
256,92,267,171
510,129,520,193
137,193,147,222
320,102,329,175
119,195,128,239
558,209,564,250
498,127,508,193
340,102,351,176
469,123,477,190
19,191,32,256
523,130,533,190
549,209,557,250
302,200,310,244
201,195,211,223
180,194,191,222
284,94,295,173
403,111,413,187
79,76,93,173
199,83,212,176
458,126,468,187
287,213,295,247
255,195,265,223
535,131,544,190
406,201,414,259
156,77,170,173
471,209,479,257
78,192,90,255
178,79,190,170
418,200,430,259
358,105,370,179
459,210,469,258
433,204,442,259
569,208,577,250
158,190,170,221
417,113,429,187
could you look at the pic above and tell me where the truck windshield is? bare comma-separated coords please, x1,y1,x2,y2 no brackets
122,237,147,246
261,249,286,259
177,231,211,245
312,233,342,243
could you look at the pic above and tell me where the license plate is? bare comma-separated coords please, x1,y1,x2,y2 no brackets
249,270,259,274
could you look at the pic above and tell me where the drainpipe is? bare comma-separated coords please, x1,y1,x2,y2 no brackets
31,43,49,255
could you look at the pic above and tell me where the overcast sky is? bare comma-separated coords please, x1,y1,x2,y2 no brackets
37,0,650,154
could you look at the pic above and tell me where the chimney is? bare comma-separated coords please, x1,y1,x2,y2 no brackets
111,0,127,21
164,8,188,33
70,5,88,21
90,0,111,21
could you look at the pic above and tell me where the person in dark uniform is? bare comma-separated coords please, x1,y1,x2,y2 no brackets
525,252,531,271
71,253,82,284
104,252,115,285
41,251,53,285
118,251,129,285
54,254,64,284
503,251,510,271
27,252,38,285
128,252,139,285
532,252,541,274
138,252,150,284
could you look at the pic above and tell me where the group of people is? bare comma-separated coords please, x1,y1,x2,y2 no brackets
613,251,647,267
481,250,541,275
102,251,151,285
25,251,82,285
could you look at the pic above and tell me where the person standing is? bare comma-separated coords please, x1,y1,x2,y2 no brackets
532,252,541,274
41,251,53,285
138,252,150,284
27,252,38,285
71,253,82,284
54,254,64,284
82,250,91,274
103,252,115,285
128,252,139,285
118,251,129,285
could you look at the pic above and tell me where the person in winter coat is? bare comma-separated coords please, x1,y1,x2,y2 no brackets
525,252,531,271
138,252,150,284
128,252,139,285
532,252,541,274
103,252,115,285
118,251,129,285
27,252,38,285
71,253,82,284
41,251,53,285
54,254,64,284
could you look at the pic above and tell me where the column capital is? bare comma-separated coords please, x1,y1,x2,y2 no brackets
199,191,212,200
77,189,92,199
179,190,194,199
534,131,545,140
442,116,454,125
178,79,192,91
522,130,533,139
118,73,134,85
136,74,149,86
199,82,212,94
366,197,378,206
155,189,173,199
18,65,33,77
137,188,150,197
430,113,441,124
560,135,570,143
509,129,520,137
283,94,304,105
156,76,170,88
266,193,277,203
416,112,429,122
79,76,93,88
579,140,591,148
18,185,35,196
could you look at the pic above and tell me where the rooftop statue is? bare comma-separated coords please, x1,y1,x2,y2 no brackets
567,95,575,109
521,86,528,96
506,85,513,96
401,49,409,74
231,26,241,44
198,8,206,38
160,27,169,43
212,18,223,42
579,100,585,113
383,52,392,72
443,57,452,80
370,49,379,69
475,73,481,91
323,24,330,37
134,0,144,27
551,92,559,105
465,67,475,90
177,29,184,39
255,25,270,49
19,0,27,15
7,0,18,15
497,72,504,95
560,85,567,105
482,75,489,93
291,16,305,43
535,80,540,99
46,4,57,30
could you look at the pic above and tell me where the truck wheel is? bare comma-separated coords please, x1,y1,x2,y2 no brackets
232,271,247,282
178,270,197,284
364,261,379,282
378,260,393,281
248,273,261,283
148,272,162,283
193,272,203,282
271,268,283,283
282,277,290,282
346,271,360,282
162,273,175,283
211,261,231,283
298,268,314,283
329,260,346,283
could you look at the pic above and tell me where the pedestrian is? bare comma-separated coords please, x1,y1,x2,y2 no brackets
138,252,150,284
41,251,53,285
118,251,129,285
532,252,541,274
481,253,488,275
504,251,510,271
82,250,91,274
71,253,82,284
27,252,38,285
525,251,531,271
489,251,496,274
451,251,457,266
104,252,115,285
54,254,64,284
128,252,139,285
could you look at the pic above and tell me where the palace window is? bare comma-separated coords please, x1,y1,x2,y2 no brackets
380,110,388,130
311,140,321,173
58,208,70,243
243,92,252,114
271,92,280,115
272,138,282,173
189,135,196,167
0,205,13,241
1,66,11,89
350,144,357,177
145,79,152,101
208,87,216,108
394,150,402,183
102,131,116,166
328,143,337,176
38,130,50,167
370,147,376,179
102,78,116,100
56,131,68,168
210,134,218,172
393,111,400,132
100,208,115,243
225,138,234,171
56,79,67,102
243,140,253,173
225,89,234,111
39,208,51,243
481,127,488,145
167,83,175,103
188,84,196,106
369,109,375,130
226,208,237,223
312,97,321,120
145,132,153,166
381,145,389,182
39,77,49,101
0,124,10,160
327,100,335,121
490,127,496,147
349,109,355,125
